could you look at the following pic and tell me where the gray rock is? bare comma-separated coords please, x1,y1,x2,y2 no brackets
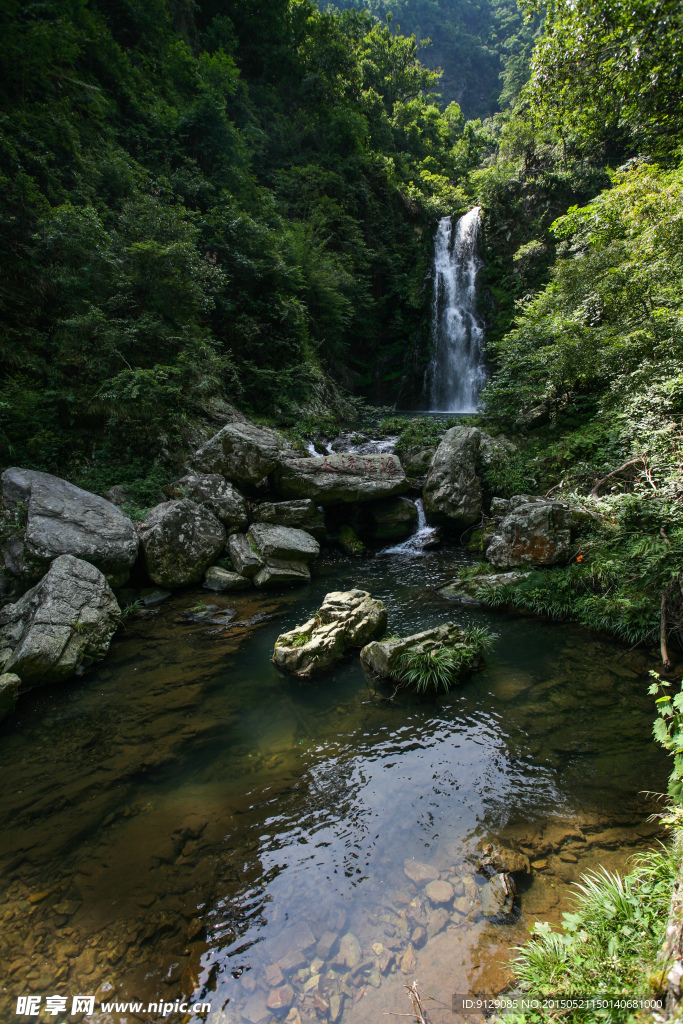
0,672,20,720
478,433,518,470
480,873,515,918
138,500,226,588
515,404,549,430
367,498,418,542
404,449,436,477
426,908,450,939
252,499,326,539
274,453,408,505
1,467,139,584
254,561,311,589
360,623,477,681
438,571,529,601
227,534,264,578
104,485,131,507
403,860,439,887
193,421,283,485
423,428,482,526
479,843,530,876
0,555,121,686
169,474,248,532
273,590,387,678
203,566,252,592
339,933,362,969
485,495,571,568
248,523,320,563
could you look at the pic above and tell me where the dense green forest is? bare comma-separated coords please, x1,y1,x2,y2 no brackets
1,0,477,488
324,0,540,117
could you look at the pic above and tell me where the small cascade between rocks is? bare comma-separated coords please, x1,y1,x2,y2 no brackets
381,498,438,556
423,207,486,413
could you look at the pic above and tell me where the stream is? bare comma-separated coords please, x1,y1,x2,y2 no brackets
0,543,670,1023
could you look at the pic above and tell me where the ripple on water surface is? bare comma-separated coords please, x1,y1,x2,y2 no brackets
0,549,669,1023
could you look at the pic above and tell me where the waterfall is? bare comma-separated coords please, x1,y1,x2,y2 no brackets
423,207,485,413
380,499,438,556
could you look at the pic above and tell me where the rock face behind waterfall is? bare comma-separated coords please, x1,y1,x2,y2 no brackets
274,453,408,504
485,496,572,568
0,555,120,685
1,467,139,585
273,590,387,678
423,427,482,526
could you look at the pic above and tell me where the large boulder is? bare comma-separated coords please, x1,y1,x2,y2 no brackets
367,497,418,542
273,453,408,505
138,500,226,587
273,590,387,678
423,428,482,526
1,468,139,585
248,523,320,563
0,555,121,686
360,623,478,681
168,474,248,532
192,421,283,485
252,500,326,539
485,496,571,568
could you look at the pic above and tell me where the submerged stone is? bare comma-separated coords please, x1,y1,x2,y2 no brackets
480,873,515,918
203,566,252,592
403,860,439,887
0,672,20,720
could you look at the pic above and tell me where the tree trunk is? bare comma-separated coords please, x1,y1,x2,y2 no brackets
661,589,672,671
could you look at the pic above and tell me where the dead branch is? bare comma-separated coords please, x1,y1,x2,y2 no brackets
590,458,646,498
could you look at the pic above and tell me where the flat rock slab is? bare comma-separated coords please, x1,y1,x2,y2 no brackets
254,560,311,589
273,590,387,678
265,922,316,963
274,453,408,505
424,880,454,904
252,500,326,539
248,523,320,563
403,860,439,887
1,467,138,581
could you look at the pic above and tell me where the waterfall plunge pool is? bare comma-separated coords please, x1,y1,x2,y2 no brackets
0,544,669,1024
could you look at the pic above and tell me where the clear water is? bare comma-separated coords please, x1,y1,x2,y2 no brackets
0,547,668,1023
423,209,487,413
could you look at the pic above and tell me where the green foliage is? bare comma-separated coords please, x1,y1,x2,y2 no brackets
0,0,467,478
326,0,541,118
394,624,496,692
506,849,676,1023
478,497,683,644
649,672,683,803
512,0,683,163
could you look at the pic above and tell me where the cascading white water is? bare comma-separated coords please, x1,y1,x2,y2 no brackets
380,499,438,556
423,207,486,413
